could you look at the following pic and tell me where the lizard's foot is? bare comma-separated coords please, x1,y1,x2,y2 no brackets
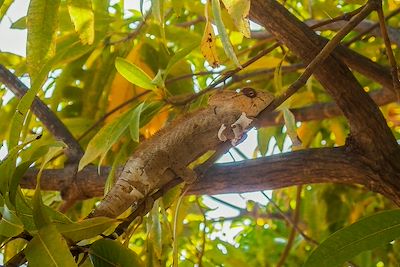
230,112,253,145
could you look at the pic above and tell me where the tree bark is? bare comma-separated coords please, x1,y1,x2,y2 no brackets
21,148,377,198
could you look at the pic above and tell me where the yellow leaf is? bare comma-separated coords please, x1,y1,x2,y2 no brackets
298,121,320,148
141,108,168,138
243,56,287,72
221,0,250,38
201,21,220,68
330,120,346,146
106,44,154,123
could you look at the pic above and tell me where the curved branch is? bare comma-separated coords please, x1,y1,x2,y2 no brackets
0,64,83,161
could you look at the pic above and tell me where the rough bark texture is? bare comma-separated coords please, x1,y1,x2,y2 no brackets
251,0,400,204
21,148,377,197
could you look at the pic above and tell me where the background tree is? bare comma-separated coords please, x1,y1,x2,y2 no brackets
1,0,400,266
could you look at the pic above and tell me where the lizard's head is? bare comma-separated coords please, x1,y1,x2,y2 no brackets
209,88,274,117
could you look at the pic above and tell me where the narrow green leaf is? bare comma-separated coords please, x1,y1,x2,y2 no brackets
149,199,162,260
27,0,61,76
257,127,275,156
4,238,28,263
151,0,166,44
0,135,39,196
32,186,51,229
56,217,116,243
89,239,142,266
78,109,133,171
0,52,24,67
25,224,77,267
0,205,24,238
304,210,400,267
211,0,241,68
0,0,13,22
10,16,27,29
129,102,145,143
8,57,54,155
115,57,157,91
283,108,302,149
67,0,95,45
164,42,199,78
32,143,65,229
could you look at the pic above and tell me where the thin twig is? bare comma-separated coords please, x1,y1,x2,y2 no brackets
168,43,280,106
376,4,400,93
0,64,83,161
208,195,243,211
261,191,318,245
165,70,220,85
276,186,302,267
106,12,151,45
345,7,400,45
175,16,205,27
309,5,365,29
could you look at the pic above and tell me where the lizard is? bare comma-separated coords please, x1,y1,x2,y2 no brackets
91,88,274,218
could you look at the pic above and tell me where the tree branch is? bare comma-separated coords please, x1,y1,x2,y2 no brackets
0,64,83,161
20,148,376,199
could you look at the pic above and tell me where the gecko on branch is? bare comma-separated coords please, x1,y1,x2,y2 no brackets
91,88,274,218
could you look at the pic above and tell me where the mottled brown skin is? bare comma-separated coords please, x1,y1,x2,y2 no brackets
92,88,274,218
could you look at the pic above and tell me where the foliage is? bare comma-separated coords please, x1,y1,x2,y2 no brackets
0,0,400,266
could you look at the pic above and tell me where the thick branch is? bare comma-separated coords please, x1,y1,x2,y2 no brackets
0,64,83,161
20,148,375,198
251,0,397,156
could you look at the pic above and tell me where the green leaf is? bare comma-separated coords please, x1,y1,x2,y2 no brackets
32,184,51,229
0,205,24,238
11,16,27,29
27,0,61,76
129,102,145,143
115,57,157,91
67,0,95,45
31,143,65,229
257,127,275,156
304,209,400,267
0,135,39,196
149,199,162,260
151,0,166,44
78,109,133,171
164,42,199,78
56,217,116,243
211,0,241,68
0,0,13,22
89,239,142,267
0,52,24,67
25,224,77,267
8,58,54,155
283,108,301,149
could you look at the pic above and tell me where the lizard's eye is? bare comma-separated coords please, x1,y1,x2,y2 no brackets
242,87,257,98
